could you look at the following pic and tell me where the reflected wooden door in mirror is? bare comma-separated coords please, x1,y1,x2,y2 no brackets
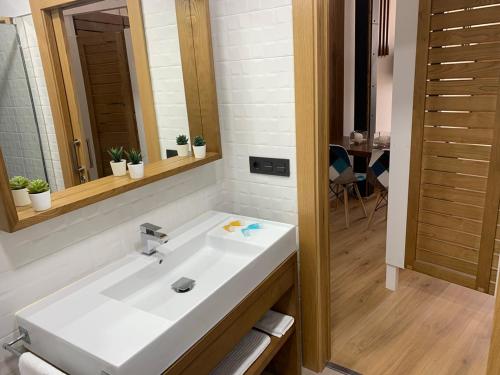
0,0,221,232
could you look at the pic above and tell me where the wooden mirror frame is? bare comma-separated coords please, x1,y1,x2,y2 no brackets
0,0,221,233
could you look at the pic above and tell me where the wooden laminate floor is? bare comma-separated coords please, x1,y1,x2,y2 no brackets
330,197,495,375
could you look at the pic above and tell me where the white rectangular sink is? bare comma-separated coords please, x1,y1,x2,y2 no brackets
16,211,296,375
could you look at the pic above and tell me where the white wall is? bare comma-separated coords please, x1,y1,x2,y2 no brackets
211,0,297,225
0,0,31,17
0,1,297,373
375,0,396,133
385,0,419,268
344,0,356,136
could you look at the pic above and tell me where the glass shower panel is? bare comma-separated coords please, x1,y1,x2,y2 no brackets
0,23,48,181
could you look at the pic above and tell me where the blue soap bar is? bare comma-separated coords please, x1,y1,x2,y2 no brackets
241,223,262,237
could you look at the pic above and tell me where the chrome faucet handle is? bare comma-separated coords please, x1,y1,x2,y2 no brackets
140,223,169,256
140,223,163,236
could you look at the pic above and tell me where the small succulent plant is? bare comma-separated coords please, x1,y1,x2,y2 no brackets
9,176,29,190
176,134,189,145
107,146,124,163
125,149,142,165
193,135,206,147
27,179,50,194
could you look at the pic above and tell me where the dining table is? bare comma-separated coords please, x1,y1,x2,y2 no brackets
341,136,373,158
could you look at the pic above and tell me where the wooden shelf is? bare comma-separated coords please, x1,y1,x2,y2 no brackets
13,153,220,231
244,325,296,375
162,254,299,375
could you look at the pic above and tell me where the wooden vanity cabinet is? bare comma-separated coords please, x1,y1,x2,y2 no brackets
162,252,300,375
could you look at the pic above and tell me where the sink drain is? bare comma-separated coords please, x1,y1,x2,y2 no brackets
171,277,195,293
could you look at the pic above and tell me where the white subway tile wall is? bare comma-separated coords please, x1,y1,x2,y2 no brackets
210,0,297,225
0,162,224,374
0,1,296,373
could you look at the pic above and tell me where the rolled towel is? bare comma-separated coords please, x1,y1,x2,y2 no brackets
210,329,271,375
254,310,294,338
19,352,65,375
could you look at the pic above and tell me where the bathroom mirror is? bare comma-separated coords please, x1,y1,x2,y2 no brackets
0,0,221,232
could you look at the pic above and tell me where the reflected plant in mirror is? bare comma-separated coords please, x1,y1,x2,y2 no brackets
107,146,126,177
125,149,143,179
9,176,31,207
176,134,189,157
192,135,206,159
27,179,51,212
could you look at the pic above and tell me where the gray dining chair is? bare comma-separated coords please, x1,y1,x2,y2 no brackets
329,144,367,228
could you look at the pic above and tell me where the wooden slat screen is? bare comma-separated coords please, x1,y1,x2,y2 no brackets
407,0,500,294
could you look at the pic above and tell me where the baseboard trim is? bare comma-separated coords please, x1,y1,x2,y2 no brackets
326,362,362,375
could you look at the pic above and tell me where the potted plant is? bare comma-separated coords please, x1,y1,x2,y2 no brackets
28,179,51,211
9,176,31,207
125,149,144,179
176,134,189,157
192,135,206,159
107,146,126,176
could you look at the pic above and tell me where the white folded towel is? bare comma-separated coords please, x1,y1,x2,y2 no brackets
210,329,271,375
254,310,295,338
19,352,65,375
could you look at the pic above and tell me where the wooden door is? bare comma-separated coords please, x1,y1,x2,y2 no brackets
77,31,139,177
406,0,500,294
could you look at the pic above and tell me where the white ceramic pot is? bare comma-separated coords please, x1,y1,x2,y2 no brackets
11,188,31,207
110,160,127,176
177,144,189,157
193,145,206,159
29,190,51,211
128,162,144,179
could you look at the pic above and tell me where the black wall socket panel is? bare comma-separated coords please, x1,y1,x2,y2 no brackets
249,156,290,177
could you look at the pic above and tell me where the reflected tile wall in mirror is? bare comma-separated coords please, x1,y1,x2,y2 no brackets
0,23,48,183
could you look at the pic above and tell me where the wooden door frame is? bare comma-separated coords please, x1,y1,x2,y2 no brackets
29,0,161,187
293,0,331,371
404,0,429,272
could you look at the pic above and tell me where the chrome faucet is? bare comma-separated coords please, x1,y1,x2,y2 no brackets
140,223,169,257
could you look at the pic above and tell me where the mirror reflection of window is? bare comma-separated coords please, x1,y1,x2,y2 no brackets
0,23,49,183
